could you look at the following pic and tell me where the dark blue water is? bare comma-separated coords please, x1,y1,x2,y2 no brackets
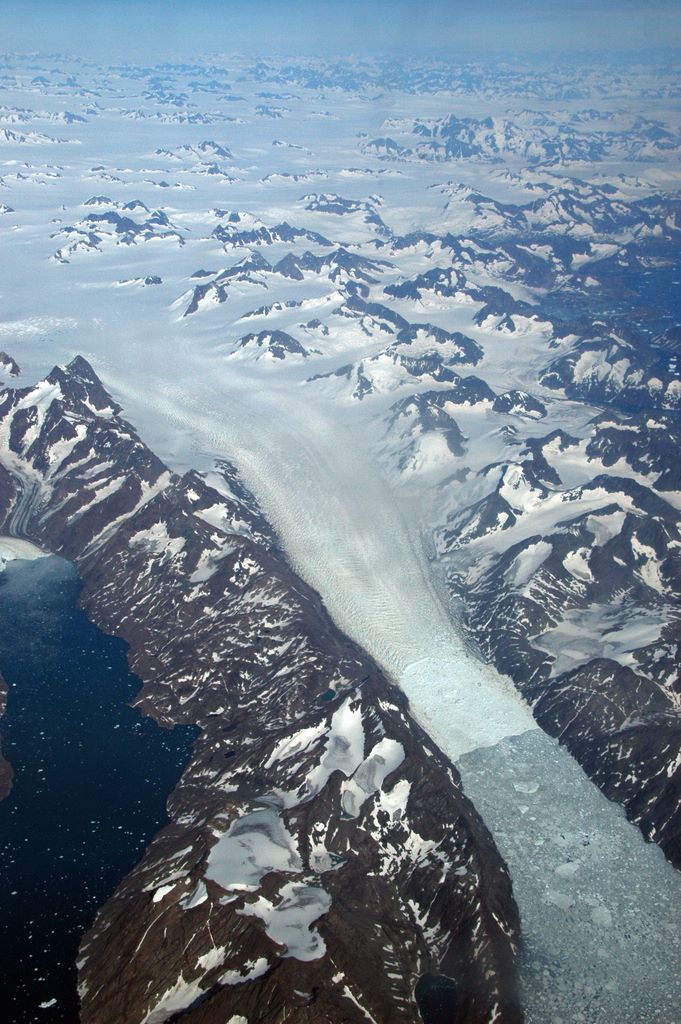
0,556,196,1024
414,973,458,1024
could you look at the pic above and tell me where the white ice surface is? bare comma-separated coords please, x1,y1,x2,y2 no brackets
141,974,205,1024
340,737,404,818
105,367,538,761
219,958,269,986
206,809,302,893
459,730,681,1024
535,603,672,675
304,697,366,794
0,535,46,570
239,881,331,962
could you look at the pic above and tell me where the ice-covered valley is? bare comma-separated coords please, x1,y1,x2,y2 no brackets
112,364,538,758
102,355,681,1024
4,342,681,1020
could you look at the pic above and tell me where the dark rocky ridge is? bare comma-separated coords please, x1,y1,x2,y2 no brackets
237,329,309,360
212,216,331,249
0,357,523,1024
51,207,184,263
438,450,681,869
0,351,21,379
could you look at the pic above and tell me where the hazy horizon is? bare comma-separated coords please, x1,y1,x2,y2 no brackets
1,0,680,61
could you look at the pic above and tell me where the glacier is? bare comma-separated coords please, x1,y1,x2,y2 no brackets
96,353,681,1023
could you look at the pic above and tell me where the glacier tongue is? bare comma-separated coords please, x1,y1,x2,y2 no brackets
401,653,535,759
112,366,538,757
0,536,46,570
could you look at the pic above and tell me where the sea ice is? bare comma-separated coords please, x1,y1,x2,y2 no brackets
459,729,681,1024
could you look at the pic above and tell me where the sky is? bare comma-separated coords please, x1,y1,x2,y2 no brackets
0,0,679,59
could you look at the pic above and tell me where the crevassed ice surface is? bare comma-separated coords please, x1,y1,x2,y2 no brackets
108,366,539,760
459,731,681,1024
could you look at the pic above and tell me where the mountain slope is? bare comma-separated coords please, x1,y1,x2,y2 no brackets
0,356,523,1024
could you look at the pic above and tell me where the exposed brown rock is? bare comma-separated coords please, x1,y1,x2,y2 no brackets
0,358,523,1024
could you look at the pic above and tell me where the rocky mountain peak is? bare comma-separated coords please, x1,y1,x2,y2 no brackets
45,355,122,416
0,352,21,378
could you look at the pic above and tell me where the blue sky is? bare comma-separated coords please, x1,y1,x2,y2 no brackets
1,0,679,58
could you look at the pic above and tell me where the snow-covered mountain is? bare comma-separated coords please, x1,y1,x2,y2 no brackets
0,357,522,1024
363,112,681,166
